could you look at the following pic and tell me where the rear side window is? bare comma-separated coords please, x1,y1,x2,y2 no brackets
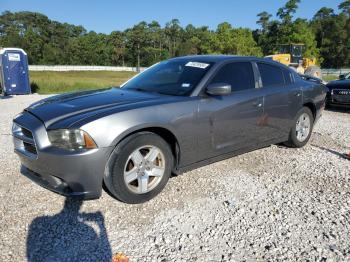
257,63,285,87
210,62,255,92
283,69,293,84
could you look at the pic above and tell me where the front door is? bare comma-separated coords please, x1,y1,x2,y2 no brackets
197,62,265,158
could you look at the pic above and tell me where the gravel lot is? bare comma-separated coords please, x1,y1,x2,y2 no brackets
0,94,350,261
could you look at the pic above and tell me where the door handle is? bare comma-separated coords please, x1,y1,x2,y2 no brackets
253,101,263,107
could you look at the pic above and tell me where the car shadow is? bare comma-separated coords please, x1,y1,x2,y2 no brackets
0,95,13,99
26,198,112,262
312,145,349,160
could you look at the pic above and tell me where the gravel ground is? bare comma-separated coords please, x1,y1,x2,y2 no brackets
0,94,350,261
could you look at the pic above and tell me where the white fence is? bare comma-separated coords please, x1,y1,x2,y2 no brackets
29,65,350,76
29,65,147,72
321,68,350,76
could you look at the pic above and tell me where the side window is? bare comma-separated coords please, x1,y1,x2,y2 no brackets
283,69,293,85
210,62,255,92
257,63,285,87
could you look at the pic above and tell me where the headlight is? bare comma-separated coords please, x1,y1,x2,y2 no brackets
12,122,21,133
48,129,97,150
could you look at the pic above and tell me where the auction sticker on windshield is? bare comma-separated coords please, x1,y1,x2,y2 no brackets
185,62,210,69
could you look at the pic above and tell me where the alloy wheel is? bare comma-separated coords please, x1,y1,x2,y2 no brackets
295,113,311,142
123,145,165,194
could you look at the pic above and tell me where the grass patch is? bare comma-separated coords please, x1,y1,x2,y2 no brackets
28,70,340,94
29,71,136,94
323,75,338,82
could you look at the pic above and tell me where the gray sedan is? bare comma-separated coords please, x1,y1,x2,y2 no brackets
12,56,327,203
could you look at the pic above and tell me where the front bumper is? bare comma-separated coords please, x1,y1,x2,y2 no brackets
13,112,113,200
327,91,350,106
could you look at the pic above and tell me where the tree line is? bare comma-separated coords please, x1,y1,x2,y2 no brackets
0,0,349,68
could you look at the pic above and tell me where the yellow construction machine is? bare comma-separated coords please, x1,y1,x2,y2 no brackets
265,44,322,79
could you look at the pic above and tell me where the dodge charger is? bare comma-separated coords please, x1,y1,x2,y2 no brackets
12,56,327,203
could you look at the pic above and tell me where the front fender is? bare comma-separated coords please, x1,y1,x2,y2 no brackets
81,107,178,148
81,100,200,167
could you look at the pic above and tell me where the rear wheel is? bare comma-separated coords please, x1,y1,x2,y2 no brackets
104,132,173,204
285,107,314,148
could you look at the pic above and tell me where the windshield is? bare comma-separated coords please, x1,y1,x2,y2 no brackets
291,45,303,57
122,60,213,96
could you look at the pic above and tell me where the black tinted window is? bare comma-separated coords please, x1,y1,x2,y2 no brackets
210,62,255,92
283,69,293,84
258,63,285,87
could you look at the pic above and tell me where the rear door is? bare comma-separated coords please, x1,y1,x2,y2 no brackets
197,61,266,158
256,62,302,141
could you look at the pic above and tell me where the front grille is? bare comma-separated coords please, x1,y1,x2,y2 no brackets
332,89,350,104
23,142,37,154
12,123,38,158
21,127,33,139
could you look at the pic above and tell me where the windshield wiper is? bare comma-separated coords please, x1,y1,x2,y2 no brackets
128,88,164,95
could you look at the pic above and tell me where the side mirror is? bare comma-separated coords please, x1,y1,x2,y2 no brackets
339,74,345,80
206,83,231,96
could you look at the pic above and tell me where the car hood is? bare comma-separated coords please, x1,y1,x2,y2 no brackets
326,80,350,90
25,88,178,127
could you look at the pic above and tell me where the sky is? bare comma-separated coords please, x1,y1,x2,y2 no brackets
1,0,344,33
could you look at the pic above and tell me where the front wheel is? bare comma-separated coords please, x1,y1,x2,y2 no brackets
104,132,173,204
0,84,6,96
285,107,314,148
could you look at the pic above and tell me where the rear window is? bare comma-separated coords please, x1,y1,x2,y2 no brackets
257,63,285,87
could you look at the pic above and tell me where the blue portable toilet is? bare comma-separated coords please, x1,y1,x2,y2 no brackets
0,48,30,96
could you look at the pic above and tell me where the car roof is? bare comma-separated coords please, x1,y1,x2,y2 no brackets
169,55,254,63
169,55,285,66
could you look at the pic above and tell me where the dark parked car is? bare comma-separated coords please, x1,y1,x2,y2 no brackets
12,56,327,203
326,76,350,107
339,73,350,80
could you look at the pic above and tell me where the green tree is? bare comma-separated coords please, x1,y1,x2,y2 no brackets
311,2,350,67
255,0,319,63
177,24,213,56
277,0,300,24
1,3,349,68
210,23,262,56
125,22,150,67
257,12,272,32
339,0,350,14
108,31,127,66
164,19,182,57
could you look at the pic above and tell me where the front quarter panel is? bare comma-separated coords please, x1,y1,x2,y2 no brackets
81,98,200,167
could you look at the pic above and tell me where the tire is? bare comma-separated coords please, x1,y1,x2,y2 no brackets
304,66,322,79
325,101,332,109
104,132,173,204
285,107,314,148
0,84,5,96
